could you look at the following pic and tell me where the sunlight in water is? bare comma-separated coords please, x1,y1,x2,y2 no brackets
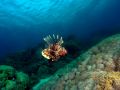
0,0,93,27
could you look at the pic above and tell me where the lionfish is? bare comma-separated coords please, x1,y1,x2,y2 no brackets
41,34,67,61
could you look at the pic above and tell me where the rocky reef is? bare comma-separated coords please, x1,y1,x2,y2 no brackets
33,34,120,90
0,36,82,88
0,65,30,90
1,34,120,90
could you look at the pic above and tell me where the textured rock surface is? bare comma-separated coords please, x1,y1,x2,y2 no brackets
33,34,120,90
0,65,30,90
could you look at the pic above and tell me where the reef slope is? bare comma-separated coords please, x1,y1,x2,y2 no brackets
33,34,120,90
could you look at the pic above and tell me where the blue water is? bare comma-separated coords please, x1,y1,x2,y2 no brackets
0,0,120,58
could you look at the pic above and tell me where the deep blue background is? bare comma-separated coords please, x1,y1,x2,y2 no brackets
0,0,120,58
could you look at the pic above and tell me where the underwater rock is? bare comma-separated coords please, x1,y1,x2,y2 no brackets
0,65,15,80
33,34,120,90
1,36,82,88
16,72,30,90
5,80,17,90
0,65,30,90
94,71,120,90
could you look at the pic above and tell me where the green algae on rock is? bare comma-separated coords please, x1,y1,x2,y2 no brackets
0,65,30,90
33,34,120,90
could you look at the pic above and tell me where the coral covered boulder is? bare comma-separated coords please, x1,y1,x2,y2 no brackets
0,65,15,80
33,34,120,90
94,71,120,90
0,65,30,90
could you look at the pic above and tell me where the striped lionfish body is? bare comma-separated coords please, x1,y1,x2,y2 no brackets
42,34,67,61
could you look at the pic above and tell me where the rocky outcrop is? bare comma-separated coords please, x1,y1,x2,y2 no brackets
33,34,120,90
0,65,30,90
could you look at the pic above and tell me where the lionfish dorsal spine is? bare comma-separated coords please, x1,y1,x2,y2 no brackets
43,37,49,45
57,35,59,40
58,37,63,45
53,34,55,39
43,34,64,45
